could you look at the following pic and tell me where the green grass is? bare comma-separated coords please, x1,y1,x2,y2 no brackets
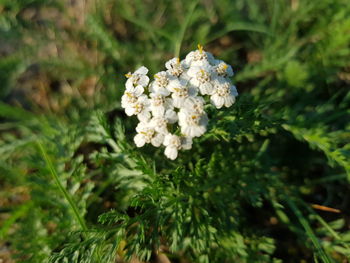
0,0,350,262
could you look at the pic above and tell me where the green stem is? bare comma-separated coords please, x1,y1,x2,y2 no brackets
37,141,88,232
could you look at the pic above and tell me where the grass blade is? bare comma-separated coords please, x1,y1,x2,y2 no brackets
174,0,199,57
286,197,333,263
37,141,88,232
204,21,271,44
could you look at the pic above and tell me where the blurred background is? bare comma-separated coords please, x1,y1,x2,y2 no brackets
0,0,350,262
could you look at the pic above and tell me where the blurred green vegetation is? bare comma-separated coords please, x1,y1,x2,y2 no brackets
0,0,349,262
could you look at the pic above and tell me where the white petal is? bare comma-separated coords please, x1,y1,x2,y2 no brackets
210,94,225,109
135,66,148,75
165,109,178,123
136,122,148,132
178,110,187,123
224,96,235,107
164,146,178,160
125,106,135,116
199,82,213,95
137,110,151,122
185,52,195,65
187,66,198,78
163,134,172,146
125,79,134,90
134,85,144,96
172,97,184,108
134,134,146,147
189,78,200,88
152,106,165,117
138,75,150,87
151,133,165,147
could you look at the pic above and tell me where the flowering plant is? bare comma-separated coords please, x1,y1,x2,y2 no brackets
122,45,238,159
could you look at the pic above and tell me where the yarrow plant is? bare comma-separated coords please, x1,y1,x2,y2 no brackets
122,45,238,160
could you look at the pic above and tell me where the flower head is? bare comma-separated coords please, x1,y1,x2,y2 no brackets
122,45,238,160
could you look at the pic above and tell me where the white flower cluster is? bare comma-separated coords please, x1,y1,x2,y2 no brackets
121,45,238,160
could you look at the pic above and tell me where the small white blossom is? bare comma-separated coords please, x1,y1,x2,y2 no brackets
213,60,234,77
184,44,215,67
134,122,164,147
165,57,185,77
124,95,151,122
187,64,215,95
178,109,208,138
125,66,150,89
163,134,193,160
150,116,169,134
183,96,205,114
121,85,144,109
149,71,172,96
167,78,197,108
210,78,238,109
150,109,178,135
163,134,181,160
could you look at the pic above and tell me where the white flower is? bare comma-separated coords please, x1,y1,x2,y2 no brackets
149,71,172,96
184,44,215,67
121,85,144,109
150,109,178,134
163,134,181,160
213,60,234,77
125,66,149,89
183,96,205,114
167,78,197,108
150,116,169,134
178,109,208,137
134,122,164,147
163,134,193,160
187,64,215,95
210,78,238,109
124,95,151,122
165,57,185,77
